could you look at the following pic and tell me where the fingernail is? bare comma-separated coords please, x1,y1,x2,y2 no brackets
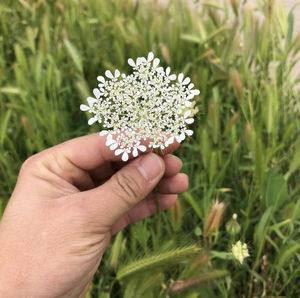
136,153,163,182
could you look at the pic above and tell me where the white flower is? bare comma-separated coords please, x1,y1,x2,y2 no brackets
232,241,250,264
80,52,200,161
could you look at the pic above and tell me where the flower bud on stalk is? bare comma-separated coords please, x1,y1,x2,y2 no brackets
226,213,241,235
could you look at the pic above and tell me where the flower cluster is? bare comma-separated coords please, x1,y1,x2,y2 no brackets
232,241,250,264
80,52,199,161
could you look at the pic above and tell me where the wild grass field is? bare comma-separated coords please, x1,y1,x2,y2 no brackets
0,0,300,297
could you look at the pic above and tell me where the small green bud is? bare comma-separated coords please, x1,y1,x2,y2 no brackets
194,226,202,237
226,213,241,235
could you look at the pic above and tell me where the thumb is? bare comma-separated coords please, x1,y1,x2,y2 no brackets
81,153,165,226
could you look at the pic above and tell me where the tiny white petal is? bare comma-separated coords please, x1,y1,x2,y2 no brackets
128,58,135,67
168,74,176,80
88,117,97,125
168,136,175,144
192,89,200,95
185,118,194,124
80,104,89,111
122,152,129,162
138,145,147,152
87,97,97,106
99,130,108,136
153,58,160,68
188,83,194,89
147,52,154,62
185,130,194,136
132,147,138,157
115,149,124,156
106,139,116,146
184,110,191,118
115,69,120,78
97,76,105,83
107,134,113,140
187,94,195,100
185,100,192,107
178,73,184,83
140,57,147,63
136,57,143,65
166,67,170,76
105,70,114,79
93,88,101,99
182,77,191,85
175,135,183,143
179,132,186,141
110,143,118,150
156,67,164,73
160,145,165,150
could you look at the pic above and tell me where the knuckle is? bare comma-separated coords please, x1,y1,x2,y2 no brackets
20,155,37,172
113,170,144,205
20,152,47,176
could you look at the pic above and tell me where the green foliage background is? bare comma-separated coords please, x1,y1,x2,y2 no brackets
0,0,299,297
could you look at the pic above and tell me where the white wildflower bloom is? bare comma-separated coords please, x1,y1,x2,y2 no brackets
232,241,250,264
80,52,200,161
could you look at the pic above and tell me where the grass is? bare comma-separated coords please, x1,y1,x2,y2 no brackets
0,0,300,296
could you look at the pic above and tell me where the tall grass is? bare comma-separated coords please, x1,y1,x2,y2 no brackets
0,0,299,296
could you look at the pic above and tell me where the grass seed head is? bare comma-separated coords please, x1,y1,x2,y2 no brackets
204,200,226,237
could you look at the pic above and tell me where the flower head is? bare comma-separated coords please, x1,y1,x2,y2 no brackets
80,52,199,161
232,241,250,264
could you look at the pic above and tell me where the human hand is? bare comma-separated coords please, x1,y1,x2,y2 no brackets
0,133,188,297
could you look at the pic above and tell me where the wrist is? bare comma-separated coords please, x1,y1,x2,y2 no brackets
0,235,34,297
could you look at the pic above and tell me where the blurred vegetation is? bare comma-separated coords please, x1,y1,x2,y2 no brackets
0,0,300,297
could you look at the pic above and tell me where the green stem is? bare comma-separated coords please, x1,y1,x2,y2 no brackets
155,185,161,238
153,148,162,237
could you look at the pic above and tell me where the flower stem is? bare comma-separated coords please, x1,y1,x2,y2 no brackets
153,148,162,237
155,185,161,238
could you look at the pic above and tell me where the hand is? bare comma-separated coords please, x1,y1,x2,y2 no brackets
0,133,188,297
